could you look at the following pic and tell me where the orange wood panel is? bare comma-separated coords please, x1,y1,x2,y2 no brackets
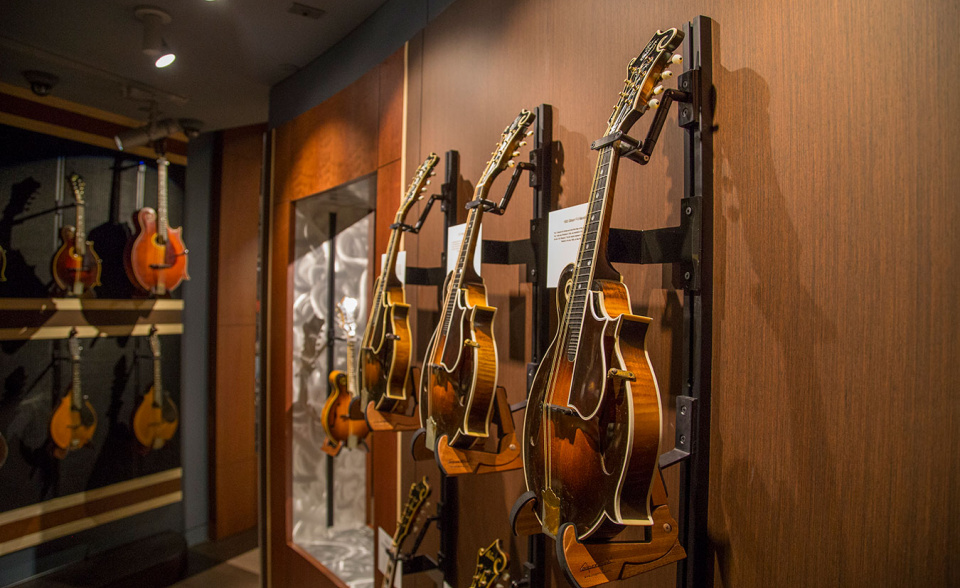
267,47,405,588
211,124,265,539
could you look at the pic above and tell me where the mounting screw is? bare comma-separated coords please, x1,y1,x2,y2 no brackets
682,79,689,89
681,107,690,119
680,435,686,445
684,271,691,280
663,523,672,533
530,268,537,277
685,206,692,216
680,406,687,416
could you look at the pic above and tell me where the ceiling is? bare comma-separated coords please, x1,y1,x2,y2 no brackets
0,0,389,131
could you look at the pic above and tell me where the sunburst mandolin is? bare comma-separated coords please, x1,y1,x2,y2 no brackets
125,156,189,296
360,152,439,413
50,335,97,456
52,174,102,296
132,330,179,450
419,110,535,450
522,28,684,541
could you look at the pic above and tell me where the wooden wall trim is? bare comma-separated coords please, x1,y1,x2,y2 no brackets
0,468,182,556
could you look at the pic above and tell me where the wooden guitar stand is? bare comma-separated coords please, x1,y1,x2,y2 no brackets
364,367,421,432
434,385,522,476
510,472,684,588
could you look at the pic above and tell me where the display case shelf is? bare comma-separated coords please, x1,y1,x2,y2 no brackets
0,298,183,341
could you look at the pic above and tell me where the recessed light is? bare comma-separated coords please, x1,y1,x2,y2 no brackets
155,52,176,68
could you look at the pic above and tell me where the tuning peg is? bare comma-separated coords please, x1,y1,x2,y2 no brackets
671,54,683,65
647,98,660,109
425,179,431,185
661,70,674,80
511,151,520,157
653,85,665,95
507,160,516,167
430,171,437,176
519,141,527,147
525,130,534,136
420,187,428,192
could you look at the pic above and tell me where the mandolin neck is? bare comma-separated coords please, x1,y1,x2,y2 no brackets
153,355,163,406
157,157,169,244
71,358,82,410
345,337,357,396
563,144,620,361
439,184,487,337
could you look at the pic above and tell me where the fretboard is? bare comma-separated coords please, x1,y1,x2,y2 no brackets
157,157,169,244
564,145,616,360
71,361,82,410
345,338,357,396
153,356,163,406
75,201,86,256
440,189,484,336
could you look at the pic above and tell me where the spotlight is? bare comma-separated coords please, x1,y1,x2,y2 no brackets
155,40,176,68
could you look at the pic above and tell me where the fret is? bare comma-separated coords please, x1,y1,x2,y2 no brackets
154,357,163,406
72,361,82,410
75,203,86,255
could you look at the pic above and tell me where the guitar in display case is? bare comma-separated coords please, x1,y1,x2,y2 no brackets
518,28,687,586
320,296,370,456
382,477,432,588
51,173,102,297
132,330,179,450
126,156,189,296
361,152,440,427
419,110,535,452
49,334,97,457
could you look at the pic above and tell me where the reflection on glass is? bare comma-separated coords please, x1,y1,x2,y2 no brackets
291,175,375,588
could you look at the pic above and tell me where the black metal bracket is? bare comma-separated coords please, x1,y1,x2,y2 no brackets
404,150,460,288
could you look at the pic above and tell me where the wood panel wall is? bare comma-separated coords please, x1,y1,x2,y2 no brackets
266,49,404,587
211,124,266,539
395,0,960,587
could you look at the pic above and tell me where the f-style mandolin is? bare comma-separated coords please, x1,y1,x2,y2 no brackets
522,29,684,540
420,111,535,450
470,539,510,588
360,153,440,412
125,156,189,296
50,335,97,456
132,330,179,450
321,297,370,456
382,477,431,588
52,174,102,296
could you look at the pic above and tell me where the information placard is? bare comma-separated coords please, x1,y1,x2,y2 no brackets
547,203,588,287
446,222,482,275
379,250,406,284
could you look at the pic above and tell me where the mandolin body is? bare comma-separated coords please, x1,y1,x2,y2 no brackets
321,371,370,456
125,208,189,295
50,391,97,453
132,386,179,450
51,227,101,295
419,279,498,450
360,278,412,413
523,270,661,541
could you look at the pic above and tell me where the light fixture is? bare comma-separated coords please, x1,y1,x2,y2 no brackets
155,39,175,68
135,6,176,68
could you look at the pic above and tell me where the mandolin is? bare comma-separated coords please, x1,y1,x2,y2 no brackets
132,330,179,450
361,152,440,412
522,29,684,540
52,174,102,296
470,539,511,588
382,476,432,588
125,156,189,296
50,335,97,455
320,296,370,456
419,111,535,450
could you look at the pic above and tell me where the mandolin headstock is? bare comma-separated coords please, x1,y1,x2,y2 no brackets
393,476,431,548
397,152,441,221
476,110,536,191
605,28,684,136
335,296,359,340
469,539,510,588
68,173,86,205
